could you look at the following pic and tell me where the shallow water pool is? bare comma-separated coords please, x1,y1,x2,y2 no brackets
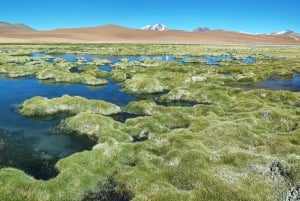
238,72,300,92
0,76,133,179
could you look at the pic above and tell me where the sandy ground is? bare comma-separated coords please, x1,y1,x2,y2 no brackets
0,25,300,45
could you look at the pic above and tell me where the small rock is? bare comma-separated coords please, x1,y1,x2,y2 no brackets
286,184,300,201
185,76,206,83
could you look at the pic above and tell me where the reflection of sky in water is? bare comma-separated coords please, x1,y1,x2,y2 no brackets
31,53,157,65
0,127,94,180
0,76,133,179
0,77,133,134
238,72,300,92
31,53,255,66
99,65,112,72
241,57,256,64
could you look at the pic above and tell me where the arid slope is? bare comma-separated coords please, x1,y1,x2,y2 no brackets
0,24,300,44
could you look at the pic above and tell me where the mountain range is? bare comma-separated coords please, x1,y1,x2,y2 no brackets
0,21,299,44
193,27,211,32
141,24,168,31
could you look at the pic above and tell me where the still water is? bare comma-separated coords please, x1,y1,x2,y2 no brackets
31,53,254,66
0,76,133,180
238,72,300,92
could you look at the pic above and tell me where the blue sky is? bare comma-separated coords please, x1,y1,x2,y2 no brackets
1,0,299,33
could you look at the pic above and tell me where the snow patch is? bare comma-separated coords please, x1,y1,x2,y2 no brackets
141,24,168,31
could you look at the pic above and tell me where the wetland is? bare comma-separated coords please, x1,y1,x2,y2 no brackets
0,44,300,201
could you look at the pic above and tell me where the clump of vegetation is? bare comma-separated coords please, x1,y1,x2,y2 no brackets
80,175,132,201
36,68,108,85
93,58,111,66
0,50,108,85
111,70,127,82
123,74,164,94
19,95,121,117
122,100,161,115
61,112,131,142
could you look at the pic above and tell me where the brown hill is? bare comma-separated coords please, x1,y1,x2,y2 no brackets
0,21,34,32
1,24,300,45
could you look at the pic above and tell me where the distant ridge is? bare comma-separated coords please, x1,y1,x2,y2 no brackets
259,30,300,41
240,30,299,36
0,21,299,44
0,21,34,32
193,27,210,32
269,30,299,36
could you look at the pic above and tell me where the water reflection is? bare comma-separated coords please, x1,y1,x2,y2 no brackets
241,57,256,64
99,65,112,72
0,77,133,179
0,128,95,180
238,72,300,92
31,53,253,66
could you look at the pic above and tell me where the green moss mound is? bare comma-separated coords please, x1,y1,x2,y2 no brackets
61,112,131,142
20,95,121,117
124,74,164,94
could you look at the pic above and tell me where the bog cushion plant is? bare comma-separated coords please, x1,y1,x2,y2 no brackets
19,95,121,117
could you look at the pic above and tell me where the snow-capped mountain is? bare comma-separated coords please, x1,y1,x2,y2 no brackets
141,24,168,31
237,29,300,41
269,30,297,36
239,31,261,35
267,30,300,41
